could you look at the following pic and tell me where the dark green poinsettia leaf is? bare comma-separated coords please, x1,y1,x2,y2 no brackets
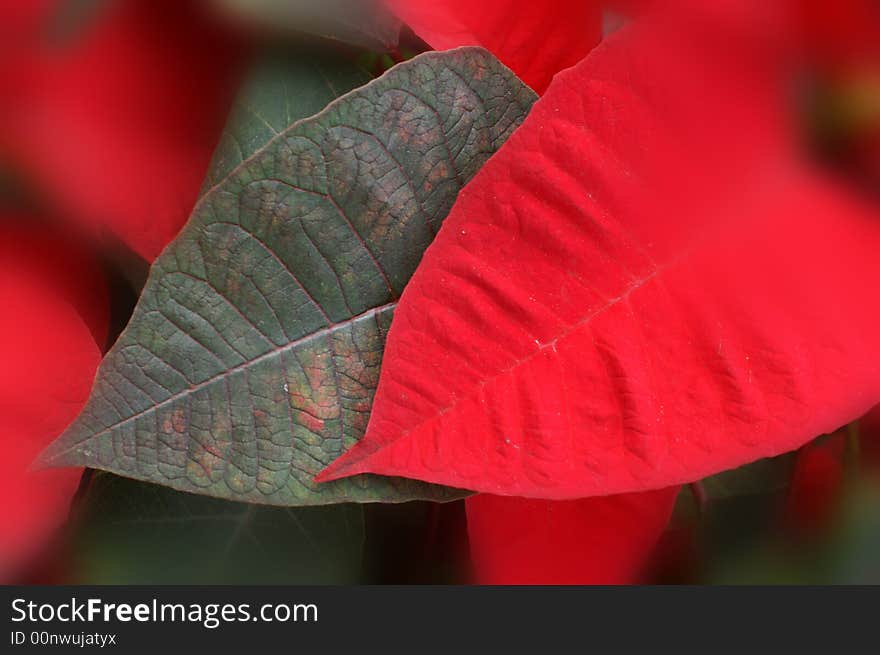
698,457,796,567
41,48,537,506
201,49,373,191
211,0,401,51
705,478,880,585
664,456,795,530
70,472,365,584
702,454,795,502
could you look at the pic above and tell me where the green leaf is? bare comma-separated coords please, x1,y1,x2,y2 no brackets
70,472,364,583
695,456,795,561
702,454,795,502
202,50,373,191
41,48,537,506
212,0,402,51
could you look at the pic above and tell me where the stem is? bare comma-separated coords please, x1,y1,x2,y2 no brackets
689,481,709,517
845,420,861,476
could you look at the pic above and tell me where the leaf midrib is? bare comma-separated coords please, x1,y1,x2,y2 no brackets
341,265,668,472
190,50,473,223
44,302,397,463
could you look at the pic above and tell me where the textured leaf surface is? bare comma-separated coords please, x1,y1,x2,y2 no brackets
71,473,364,584
466,488,679,584
0,0,245,261
0,221,107,580
386,0,601,94
213,0,401,51
41,48,537,506
201,50,373,190
319,21,880,497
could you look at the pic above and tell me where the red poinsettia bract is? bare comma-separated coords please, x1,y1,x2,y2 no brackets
785,433,847,535
320,11,880,503
0,0,245,261
0,222,107,580
382,0,690,583
384,0,602,94
467,489,679,584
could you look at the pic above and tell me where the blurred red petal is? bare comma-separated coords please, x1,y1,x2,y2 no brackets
785,433,846,534
0,221,107,580
795,0,880,72
466,488,679,584
385,0,602,93
0,0,245,261
0,222,108,347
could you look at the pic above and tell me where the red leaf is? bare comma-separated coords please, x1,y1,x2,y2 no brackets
466,487,679,584
785,433,846,535
0,222,109,347
385,0,602,93
795,0,880,71
0,0,245,261
0,222,107,580
318,17,880,497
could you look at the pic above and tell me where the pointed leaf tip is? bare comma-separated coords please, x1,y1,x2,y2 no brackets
324,20,880,498
45,47,537,506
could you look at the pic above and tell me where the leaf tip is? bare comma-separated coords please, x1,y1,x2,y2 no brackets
31,436,79,472
314,446,371,484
